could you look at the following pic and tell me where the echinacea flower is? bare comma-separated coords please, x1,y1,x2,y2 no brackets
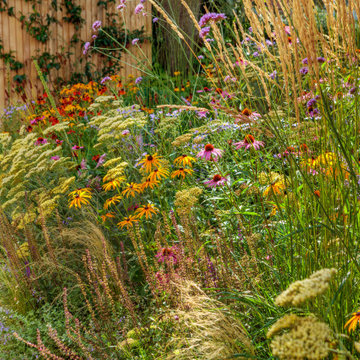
72,145,84,150
171,168,194,179
197,143,223,161
68,188,92,208
102,178,124,192
122,183,142,198
104,195,122,209
135,203,159,219
35,137,48,146
234,135,264,151
149,166,169,182
204,174,228,188
174,155,196,167
138,153,163,173
345,311,360,332
155,247,177,264
117,215,139,229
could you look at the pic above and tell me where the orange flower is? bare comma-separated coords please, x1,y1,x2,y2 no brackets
138,153,163,173
121,183,142,198
149,167,169,182
171,168,194,179
135,203,159,219
345,311,360,332
117,215,139,229
174,155,196,167
141,177,159,191
104,195,122,209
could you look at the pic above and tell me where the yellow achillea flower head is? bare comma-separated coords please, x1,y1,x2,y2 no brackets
267,314,333,360
135,203,158,219
68,188,92,208
275,268,337,307
122,183,142,198
104,195,122,209
138,153,163,173
171,168,194,179
174,155,196,167
117,215,139,229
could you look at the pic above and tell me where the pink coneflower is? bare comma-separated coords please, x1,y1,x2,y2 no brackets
35,137,47,146
51,156,60,161
155,247,177,264
72,145,84,150
234,134,264,151
204,174,228,188
197,143,223,161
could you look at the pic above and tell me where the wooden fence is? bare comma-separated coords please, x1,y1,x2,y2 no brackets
0,0,152,110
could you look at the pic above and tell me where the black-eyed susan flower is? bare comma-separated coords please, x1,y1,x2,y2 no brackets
171,168,194,179
102,178,124,192
263,181,286,198
149,167,169,182
122,183,142,198
141,177,160,191
138,153,163,173
117,215,139,229
135,203,159,219
104,195,122,209
174,155,196,167
68,188,92,208
345,311,360,332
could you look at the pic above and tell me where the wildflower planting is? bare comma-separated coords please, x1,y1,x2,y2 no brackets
1,0,360,359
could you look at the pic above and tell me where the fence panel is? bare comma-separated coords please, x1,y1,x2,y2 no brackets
0,1,151,110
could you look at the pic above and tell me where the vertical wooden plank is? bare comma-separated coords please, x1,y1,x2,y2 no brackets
0,9,5,110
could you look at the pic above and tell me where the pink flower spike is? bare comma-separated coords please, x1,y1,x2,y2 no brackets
204,174,228,188
197,143,223,161
234,135,264,151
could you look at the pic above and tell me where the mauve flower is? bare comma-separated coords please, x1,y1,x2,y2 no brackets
153,17,159,23
72,145,84,150
269,70,277,79
135,3,144,14
234,134,264,151
51,156,60,161
92,35,97,39
317,57,326,63
35,137,47,146
80,159,87,169
198,55,204,59
156,247,177,264
122,129,130,136
135,76,143,84
307,96,320,108
199,12,226,27
92,20,101,31
204,174,228,188
95,153,107,168
302,57,308,64
132,38,139,45
117,0,126,9
100,76,111,85
197,143,223,161
300,67,309,75
199,26,210,39
83,42,91,55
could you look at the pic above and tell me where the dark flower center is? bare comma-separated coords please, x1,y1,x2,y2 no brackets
179,168,184,171
147,155,153,161
213,174,222,182
205,144,214,151
244,134,255,144
242,108,252,116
